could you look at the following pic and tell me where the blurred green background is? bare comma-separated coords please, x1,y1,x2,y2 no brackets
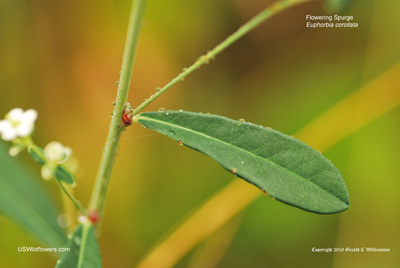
0,0,399,267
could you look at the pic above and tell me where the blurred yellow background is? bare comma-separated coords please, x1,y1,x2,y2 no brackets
0,0,399,267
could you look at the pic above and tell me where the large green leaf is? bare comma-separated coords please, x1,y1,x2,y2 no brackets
56,223,102,268
0,143,66,248
137,111,350,214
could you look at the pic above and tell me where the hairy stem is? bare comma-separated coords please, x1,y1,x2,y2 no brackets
131,0,311,116
88,0,147,216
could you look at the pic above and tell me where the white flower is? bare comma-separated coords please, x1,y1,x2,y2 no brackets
0,108,37,141
43,141,72,163
41,165,53,180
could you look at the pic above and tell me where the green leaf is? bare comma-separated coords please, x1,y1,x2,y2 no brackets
56,223,102,268
0,143,66,248
28,145,46,165
137,111,350,214
54,165,76,185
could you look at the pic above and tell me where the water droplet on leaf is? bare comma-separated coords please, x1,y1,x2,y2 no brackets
159,107,166,112
74,237,81,246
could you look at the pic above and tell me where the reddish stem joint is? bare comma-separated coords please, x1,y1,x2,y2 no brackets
88,210,100,224
121,102,133,127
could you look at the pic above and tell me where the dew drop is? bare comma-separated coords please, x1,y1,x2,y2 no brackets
179,109,183,112
159,107,166,112
112,101,116,106
57,260,62,264
74,237,81,246
67,233,73,239
115,81,120,86
182,67,188,72
241,161,244,164
77,215,88,224
166,112,169,115
177,140,183,146
231,168,237,174
156,87,161,92
238,118,245,122
57,214,71,228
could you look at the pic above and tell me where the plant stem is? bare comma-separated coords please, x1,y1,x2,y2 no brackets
60,184,78,231
131,0,312,116
88,0,147,215
56,179,88,216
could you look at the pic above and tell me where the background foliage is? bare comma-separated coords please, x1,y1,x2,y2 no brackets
0,0,399,267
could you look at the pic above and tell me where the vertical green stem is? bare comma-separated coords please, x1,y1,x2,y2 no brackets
88,0,147,215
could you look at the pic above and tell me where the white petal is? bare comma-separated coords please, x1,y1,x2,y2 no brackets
0,120,12,132
16,123,33,137
59,147,73,163
1,128,17,141
22,109,38,123
41,165,53,180
44,141,64,162
9,145,24,157
8,108,24,121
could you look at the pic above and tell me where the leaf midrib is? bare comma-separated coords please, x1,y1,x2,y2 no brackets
138,114,345,205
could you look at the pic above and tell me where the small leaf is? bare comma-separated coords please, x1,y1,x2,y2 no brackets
137,111,350,214
0,143,66,248
28,145,46,165
54,165,76,185
56,223,102,268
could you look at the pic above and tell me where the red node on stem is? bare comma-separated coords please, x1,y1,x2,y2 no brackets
122,110,132,126
88,210,100,224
